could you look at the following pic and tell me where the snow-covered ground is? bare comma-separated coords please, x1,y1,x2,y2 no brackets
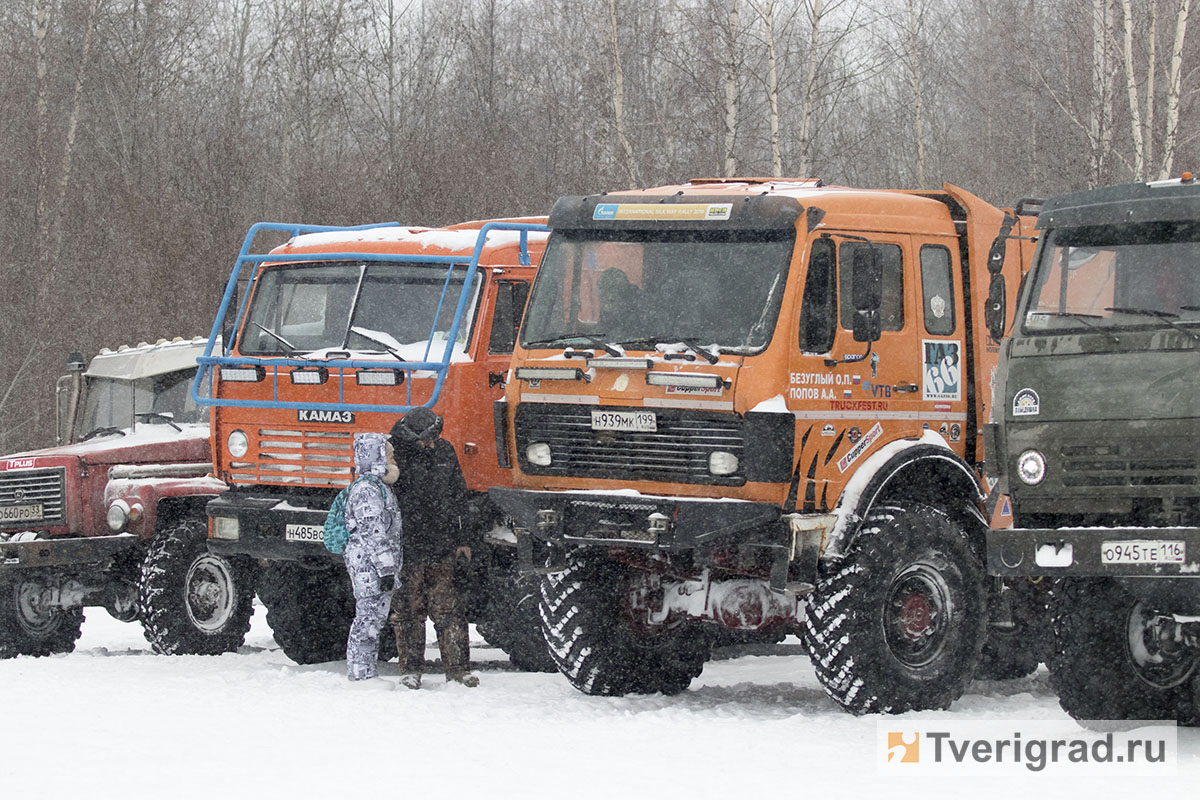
3,605,1197,799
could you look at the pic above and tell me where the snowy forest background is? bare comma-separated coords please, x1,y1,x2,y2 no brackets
0,0,1196,454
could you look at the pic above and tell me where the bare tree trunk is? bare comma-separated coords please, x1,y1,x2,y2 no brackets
906,0,926,186
760,0,782,177
34,0,52,249
607,0,639,186
1120,0,1146,178
722,0,740,177
798,0,824,178
1146,0,1159,170
1090,0,1117,186
1159,0,1191,178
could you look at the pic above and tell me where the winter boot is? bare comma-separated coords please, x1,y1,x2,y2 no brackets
446,670,479,688
399,672,423,690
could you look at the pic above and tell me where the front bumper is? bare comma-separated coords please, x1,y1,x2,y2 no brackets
0,533,139,573
989,526,1200,578
205,492,335,563
488,486,824,590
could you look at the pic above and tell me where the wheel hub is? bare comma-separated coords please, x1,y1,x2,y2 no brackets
185,554,236,633
15,580,61,636
1126,604,1198,690
886,563,952,668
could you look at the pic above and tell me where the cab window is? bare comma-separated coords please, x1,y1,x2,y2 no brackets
920,245,955,335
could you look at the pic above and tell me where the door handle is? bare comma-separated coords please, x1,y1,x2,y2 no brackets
893,382,920,393
489,371,506,388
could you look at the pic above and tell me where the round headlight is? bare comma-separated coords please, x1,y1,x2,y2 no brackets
106,500,130,532
526,442,552,467
1017,449,1046,485
227,429,249,459
708,451,739,476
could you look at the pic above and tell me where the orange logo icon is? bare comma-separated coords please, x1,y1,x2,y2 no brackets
887,732,920,763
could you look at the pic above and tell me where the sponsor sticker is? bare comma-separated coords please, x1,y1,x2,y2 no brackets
821,423,837,437
665,384,723,396
923,340,962,402
838,422,883,473
591,203,733,221
1013,388,1040,416
5,459,35,469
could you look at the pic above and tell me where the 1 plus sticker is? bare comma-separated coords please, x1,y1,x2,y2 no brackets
922,340,961,402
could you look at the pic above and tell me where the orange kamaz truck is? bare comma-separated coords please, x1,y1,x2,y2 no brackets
193,218,553,670
489,178,1038,712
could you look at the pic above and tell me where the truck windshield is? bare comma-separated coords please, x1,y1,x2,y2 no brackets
239,261,482,360
80,370,207,439
521,230,795,352
1023,221,1200,334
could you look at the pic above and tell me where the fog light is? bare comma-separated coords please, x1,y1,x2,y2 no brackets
227,429,249,458
356,369,404,386
212,517,240,541
708,451,739,476
290,367,328,385
526,442,552,466
1017,449,1046,485
106,500,130,531
219,366,265,382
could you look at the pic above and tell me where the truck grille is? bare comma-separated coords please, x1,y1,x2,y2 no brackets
1060,444,1199,488
0,468,66,525
228,429,354,488
514,404,745,485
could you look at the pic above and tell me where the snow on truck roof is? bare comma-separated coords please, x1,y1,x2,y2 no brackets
282,219,549,254
87,337,208,380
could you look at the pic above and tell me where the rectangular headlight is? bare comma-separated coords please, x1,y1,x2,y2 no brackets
220,366,265,382
211,517,240,540
290,367,328,385
645,371,724,389
515,367,586,381
356,369,404,386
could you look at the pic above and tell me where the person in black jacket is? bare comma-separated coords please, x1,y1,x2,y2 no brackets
387,407,480,689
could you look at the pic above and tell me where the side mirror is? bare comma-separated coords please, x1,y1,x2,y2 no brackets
852,309,881,343
220,286,239,352
851,246,882,343
986,274,1007,340
852,246,882,312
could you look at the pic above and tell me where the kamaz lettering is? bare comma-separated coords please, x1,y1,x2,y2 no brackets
297,409,355,424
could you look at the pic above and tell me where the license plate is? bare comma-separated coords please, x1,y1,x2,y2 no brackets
285,523,325,543
591,410,656,433
0,504,42,523
1101,540,1185,565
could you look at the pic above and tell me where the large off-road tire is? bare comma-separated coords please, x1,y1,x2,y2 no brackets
138,516,257,655
539,554,710,696
975,578,1052,680
0,574,85,658
257,561,355,665
803,503,988,714
476,569,556,672
1048,577,1197,722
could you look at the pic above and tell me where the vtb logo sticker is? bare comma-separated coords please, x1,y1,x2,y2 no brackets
887,732,920,763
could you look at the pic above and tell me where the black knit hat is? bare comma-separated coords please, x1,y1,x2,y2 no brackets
391,407,443,444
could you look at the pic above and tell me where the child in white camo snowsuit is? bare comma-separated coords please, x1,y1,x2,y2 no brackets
344,432,403,683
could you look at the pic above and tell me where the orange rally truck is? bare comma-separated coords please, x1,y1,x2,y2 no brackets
489,178,1039,712
195,218,554,670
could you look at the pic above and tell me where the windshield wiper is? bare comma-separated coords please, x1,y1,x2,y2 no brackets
525,334,621,357
614,336,720,364
349,326,407,361
1105,307,1200,341
135,411,182,432
80,426,127,442
253,322,297,353
1034,312,1120,343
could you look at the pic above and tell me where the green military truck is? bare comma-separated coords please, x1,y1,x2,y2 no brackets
986,174,1200,722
